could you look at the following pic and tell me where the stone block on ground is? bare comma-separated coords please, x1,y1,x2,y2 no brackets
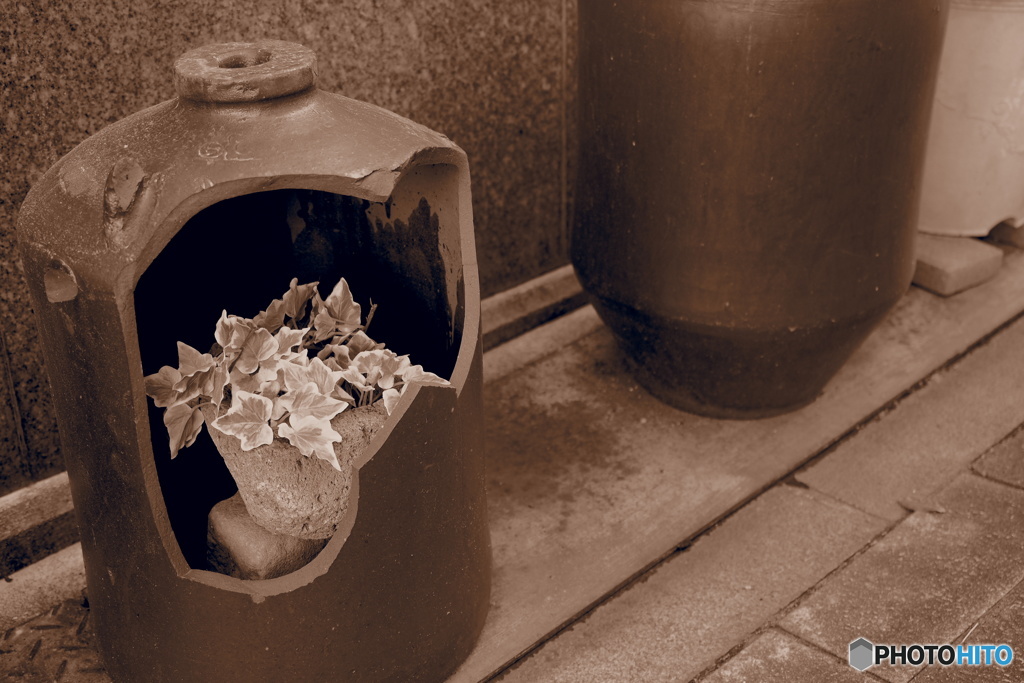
207,493,327,581
780,474,1024,683
913,234,1003,296
703,629,865,683
913,578,1024,682
498,486,886,683
796,313,1024,521
973,426,1024,490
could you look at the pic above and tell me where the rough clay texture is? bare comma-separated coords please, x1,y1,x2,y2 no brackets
4,0,576,492
203,402,387,539
207,492,327,580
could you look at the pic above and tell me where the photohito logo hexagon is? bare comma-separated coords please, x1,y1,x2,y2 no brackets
849,638,874,671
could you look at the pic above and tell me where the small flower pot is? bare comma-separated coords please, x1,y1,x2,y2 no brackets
918,0,1024,236
17,40,490,682
200,402,386,540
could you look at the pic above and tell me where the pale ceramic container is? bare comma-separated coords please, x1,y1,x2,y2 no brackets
918,0,1024,236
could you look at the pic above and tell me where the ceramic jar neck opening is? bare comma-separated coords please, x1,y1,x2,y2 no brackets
173,40,318,104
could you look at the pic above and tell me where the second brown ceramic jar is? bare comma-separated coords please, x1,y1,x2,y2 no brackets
574,0,950,418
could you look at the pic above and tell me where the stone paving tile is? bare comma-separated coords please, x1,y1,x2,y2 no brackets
0,545,87,633
798,315,1024,520
913,578,1024,682
496,485,887,683
701,629,879,683
0,599,109,681
973,427,1024,491
780,474,1024,683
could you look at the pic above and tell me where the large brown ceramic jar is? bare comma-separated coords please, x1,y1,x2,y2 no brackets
574,0,949,418
17,41,489,682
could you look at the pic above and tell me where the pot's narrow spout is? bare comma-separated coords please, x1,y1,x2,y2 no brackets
173,40,318,103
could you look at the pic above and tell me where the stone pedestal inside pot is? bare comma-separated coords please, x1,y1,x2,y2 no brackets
17,40,490,682
207,493,328,581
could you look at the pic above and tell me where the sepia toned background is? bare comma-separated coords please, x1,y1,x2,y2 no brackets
0,0,579,495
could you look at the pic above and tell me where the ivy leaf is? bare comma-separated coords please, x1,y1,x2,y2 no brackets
340,364,374,394
333,384,355,405
253,298,287,333
312,308,341,343
382,387,402,416
348,349,408,391
256,359,282,385
177,341,215,377
281,278,319,322
164,403,204,458
229,366,262,395
281,362,311,393
204,364,230,406
305,357,346,395
235,328,277,374
346,330,382,355
322,277,362,333
311,278,362,343
214,310,232,349
211,391,274,451
275,325,309,355
400,364,450,387
379,352,411,390
271,394,288,421
317,343,353,370
277,381,348,421
259,375,283,398
214,313,259,358
145,365,184,408
215,311,237,350
174,367,216,401
278,414,343,470
287,353,310,368
323,356,344,373
280,359,338,393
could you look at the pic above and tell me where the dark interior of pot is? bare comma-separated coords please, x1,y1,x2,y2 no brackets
133,169,465,571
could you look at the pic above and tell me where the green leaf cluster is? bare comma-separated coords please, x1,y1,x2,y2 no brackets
144,276,449,470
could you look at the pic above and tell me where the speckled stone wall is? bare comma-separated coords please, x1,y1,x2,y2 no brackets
0,0,579,493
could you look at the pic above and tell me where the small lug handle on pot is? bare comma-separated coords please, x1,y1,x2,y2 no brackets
174,40,318,103
44,259,78,303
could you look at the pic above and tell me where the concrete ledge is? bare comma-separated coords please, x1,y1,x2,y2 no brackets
483,305,603,383
481,264,586,351
0,471,77,576
0,472,73,541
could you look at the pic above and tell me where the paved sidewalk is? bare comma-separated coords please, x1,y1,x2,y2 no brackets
6,269,1024,681
498,316,1024,682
